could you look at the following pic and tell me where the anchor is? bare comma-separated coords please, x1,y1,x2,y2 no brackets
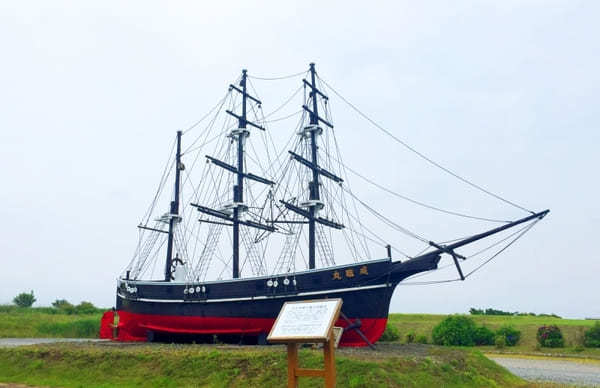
340,311,376,350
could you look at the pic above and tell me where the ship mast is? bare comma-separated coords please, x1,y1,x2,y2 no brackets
164,130,183,281
232,70,249,279
307,64,320,269
281,63,344,270
192,69,275,279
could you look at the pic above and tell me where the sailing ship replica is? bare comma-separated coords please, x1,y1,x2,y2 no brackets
100,64,549,346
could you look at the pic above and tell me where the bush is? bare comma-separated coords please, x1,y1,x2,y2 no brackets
539,313,562,319
74,302,98,314
379,323,400,342
484,308,513,316
432,315,477,346
468,308,561,318
52,299,73,309
583,322,600,348
405,331,416,344
473,326,495,345
52,299,75,314
495,335,506,349
537,325,564,348
416,335,428,344
13,291,36,307
496,325,521,346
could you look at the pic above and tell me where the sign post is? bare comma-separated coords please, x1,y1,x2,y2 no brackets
268,299,343,388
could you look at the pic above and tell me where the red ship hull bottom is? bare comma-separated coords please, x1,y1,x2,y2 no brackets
100,310,387,347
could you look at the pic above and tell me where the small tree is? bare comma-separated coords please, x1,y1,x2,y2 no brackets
416,334,428,344
52,299,73,309
74,301,97,314
495,335,506,349
584,322,600,348
496,325,521,346
52,299,75,314
379,323,400,342
432,315,477,346
13,290,36,307
537,325,564,348
473,326,495,345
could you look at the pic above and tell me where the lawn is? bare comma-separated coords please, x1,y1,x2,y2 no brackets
0,342,556,388
1,307,598,358
0,306,103,338
387,313,600,358
0,309,591,387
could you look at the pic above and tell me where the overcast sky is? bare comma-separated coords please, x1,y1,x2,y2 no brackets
1,1,598,318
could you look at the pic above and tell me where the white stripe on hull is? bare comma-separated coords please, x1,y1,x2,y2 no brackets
118,283,390,304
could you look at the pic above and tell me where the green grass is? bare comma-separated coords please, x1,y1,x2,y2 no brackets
0,343,549,388
1,308,598,358
388,314,600,358
0,306,103,338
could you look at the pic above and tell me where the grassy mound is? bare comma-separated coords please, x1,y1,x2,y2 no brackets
0,343,535,388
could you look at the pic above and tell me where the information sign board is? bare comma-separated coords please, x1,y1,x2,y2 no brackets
267,299,343,343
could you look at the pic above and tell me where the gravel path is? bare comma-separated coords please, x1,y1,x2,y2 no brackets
488,355,600,387
0,338,107,348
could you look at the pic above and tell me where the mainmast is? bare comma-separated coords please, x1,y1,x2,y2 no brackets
192,69,275,279
164,130,183,281
231,69,250,279
232,70,249,279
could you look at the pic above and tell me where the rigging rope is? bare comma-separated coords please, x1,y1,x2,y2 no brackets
182,91,231,155
400,218,539,285
317,76,535,215
182,92,230,135
263,110,303,123
248,70,307,81
259,84,303,119
323,149,511,224
464,219,539,278
139,136,176,227
342,187,430,244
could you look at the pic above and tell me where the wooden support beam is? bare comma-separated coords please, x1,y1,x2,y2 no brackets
287,343,298,388
296,368,325,377
324,328,336,387
285,335,336,387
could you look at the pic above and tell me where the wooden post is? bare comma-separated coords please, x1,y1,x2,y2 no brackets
284,334,336,387
287,343,298,388
324,329,336,387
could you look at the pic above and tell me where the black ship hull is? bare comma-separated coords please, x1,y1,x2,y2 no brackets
101,255,440,346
